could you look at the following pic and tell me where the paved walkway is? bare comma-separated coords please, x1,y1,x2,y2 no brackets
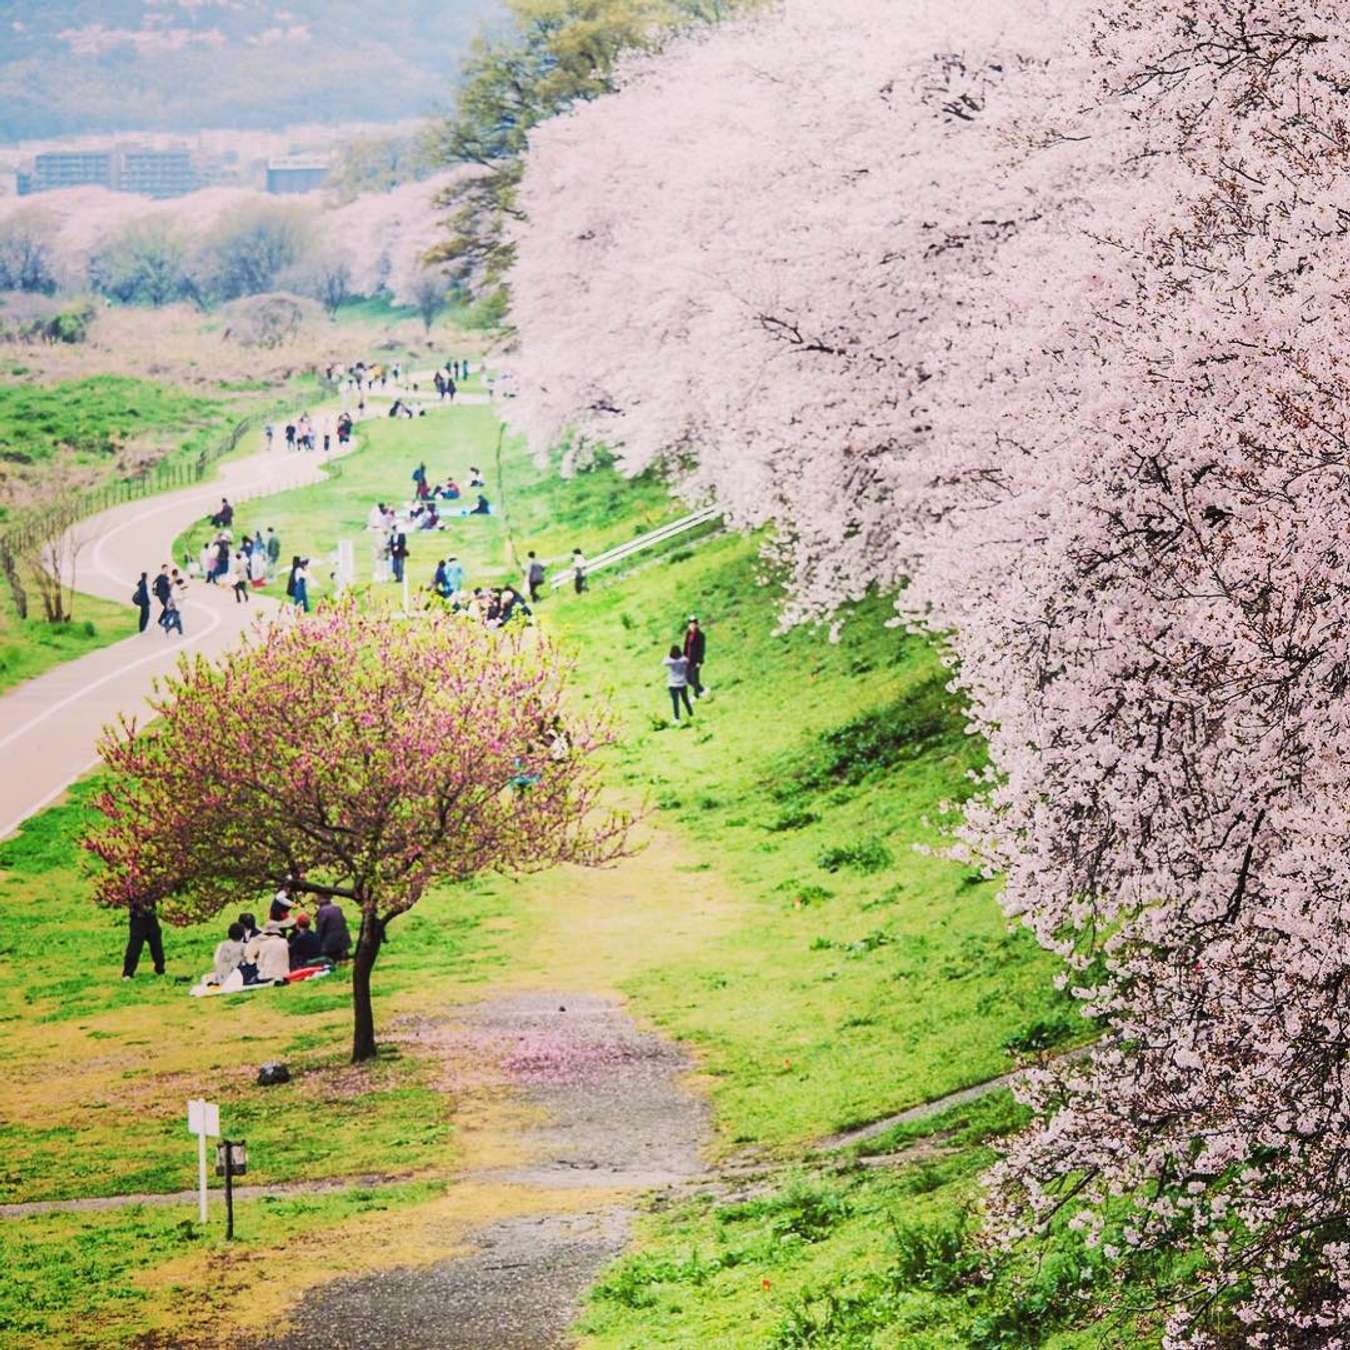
0,437,348,840
0,383,490,841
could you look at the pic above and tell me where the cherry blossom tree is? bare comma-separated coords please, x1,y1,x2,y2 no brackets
85,604,630,1062
505,0,1350,1340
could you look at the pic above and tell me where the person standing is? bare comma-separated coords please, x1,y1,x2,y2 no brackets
265,527,281,580
122,899,165,979
314,896,352,961
132,572,151,633
445,555,465,595
293,558,311,612
152,564,172,614
526,551,546,602
663,645,694,722
390,528,408,584
683,616,707,697
571,548,587,595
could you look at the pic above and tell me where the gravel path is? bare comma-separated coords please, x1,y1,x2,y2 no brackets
270,992,707,1350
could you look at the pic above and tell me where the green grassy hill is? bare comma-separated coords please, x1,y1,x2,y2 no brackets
0,398,1134,1347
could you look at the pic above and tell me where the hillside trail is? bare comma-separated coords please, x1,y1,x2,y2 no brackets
0,384,480,841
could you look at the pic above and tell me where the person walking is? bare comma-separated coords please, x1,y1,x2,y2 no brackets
122,899,166,979
526,551,546,602
571,548,587,595
683,616,707,697
159,594,184,636
390,528,409,584
232,550,250,603
132,572,151,633
663,645,694,722
152,564,172,615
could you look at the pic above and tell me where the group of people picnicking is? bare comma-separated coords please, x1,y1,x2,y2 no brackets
196,890,353,994
122,887,353,991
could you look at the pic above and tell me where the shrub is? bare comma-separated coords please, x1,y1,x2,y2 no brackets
768,807,820,832
817,839,893,874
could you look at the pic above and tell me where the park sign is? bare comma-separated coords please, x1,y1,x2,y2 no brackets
186,1097,220,1222
187,1098,219,1139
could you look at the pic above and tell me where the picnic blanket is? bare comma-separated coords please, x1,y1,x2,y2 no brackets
190,966,332,998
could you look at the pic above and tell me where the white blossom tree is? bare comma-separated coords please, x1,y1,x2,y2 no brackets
505,0,1350,1341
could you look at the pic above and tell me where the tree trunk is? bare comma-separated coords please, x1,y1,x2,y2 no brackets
350,910,386,1064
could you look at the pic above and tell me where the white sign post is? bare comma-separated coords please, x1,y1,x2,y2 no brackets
187,1098,220,1223
336,539,356,593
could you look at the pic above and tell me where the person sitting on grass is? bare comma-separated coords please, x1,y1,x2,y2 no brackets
212,923,246,985
470,493,491,516
237,912,260,942
289,913,324,969
441,478,461,501
245,922,291,984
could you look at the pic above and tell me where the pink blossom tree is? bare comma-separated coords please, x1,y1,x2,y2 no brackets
505,0,1350,1339
85,604,630,1062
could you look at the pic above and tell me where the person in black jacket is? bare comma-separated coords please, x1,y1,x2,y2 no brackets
132,572,151,633
390,529,409,583
152,565,172,614
122,899,165,979
682,616,707,698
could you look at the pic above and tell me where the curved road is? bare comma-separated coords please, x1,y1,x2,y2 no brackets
0,438,347,839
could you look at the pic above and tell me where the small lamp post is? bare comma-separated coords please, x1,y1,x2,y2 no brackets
214,1139,248,1240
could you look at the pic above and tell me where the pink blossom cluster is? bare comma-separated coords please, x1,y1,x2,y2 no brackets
505,0,1350,1340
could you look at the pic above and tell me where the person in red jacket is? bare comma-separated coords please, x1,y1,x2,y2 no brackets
682,616,707,698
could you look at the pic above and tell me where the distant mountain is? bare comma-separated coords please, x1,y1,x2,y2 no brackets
0,0,500,141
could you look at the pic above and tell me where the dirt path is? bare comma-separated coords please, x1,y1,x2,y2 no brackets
270,991,708,1350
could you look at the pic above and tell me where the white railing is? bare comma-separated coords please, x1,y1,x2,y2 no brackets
549,505,722,590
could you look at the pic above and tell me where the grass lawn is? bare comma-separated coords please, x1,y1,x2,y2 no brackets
0,375,223,478
0,398,1127,1347
0,586,138,696
173,401,681,604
